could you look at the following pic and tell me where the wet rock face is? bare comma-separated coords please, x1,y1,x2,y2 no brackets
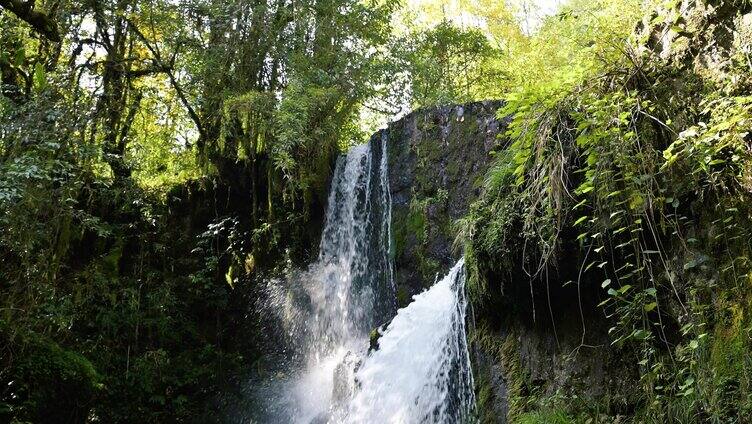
378,101,633,423
379,101,507,304
368,325,386,353
378,101,513,421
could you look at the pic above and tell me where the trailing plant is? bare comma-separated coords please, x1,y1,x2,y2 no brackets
463,0,752,420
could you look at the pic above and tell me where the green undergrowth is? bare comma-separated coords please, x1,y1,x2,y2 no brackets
516,410,575,424
0,321,103,422
462,0,752,421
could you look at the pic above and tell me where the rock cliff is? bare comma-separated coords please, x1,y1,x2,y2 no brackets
378,101,506,304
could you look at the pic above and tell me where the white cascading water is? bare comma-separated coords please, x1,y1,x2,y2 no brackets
337,259,476,424
252,134,476,423
292,135,396,423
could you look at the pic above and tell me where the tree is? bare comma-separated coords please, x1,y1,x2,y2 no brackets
398,20,503,107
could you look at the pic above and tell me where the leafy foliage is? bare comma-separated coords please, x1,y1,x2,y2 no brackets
463,0,752,420
0,0,396,421
397,21,503,107
3,0,752,421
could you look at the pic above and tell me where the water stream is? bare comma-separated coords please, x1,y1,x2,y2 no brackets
341,259,476,424
251,136,476,423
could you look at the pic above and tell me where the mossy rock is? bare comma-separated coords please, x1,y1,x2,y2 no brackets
369,325,386,352
2,326,102,424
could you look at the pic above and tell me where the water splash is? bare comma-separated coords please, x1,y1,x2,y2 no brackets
337,259,476,424
252,137,394,423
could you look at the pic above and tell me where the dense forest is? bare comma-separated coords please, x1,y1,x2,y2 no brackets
1,0,752,422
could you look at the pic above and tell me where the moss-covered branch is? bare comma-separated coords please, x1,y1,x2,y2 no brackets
0,0,60,41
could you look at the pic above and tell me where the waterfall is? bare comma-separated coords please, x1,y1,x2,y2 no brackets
311,134,395,357
251,135,476,424
338,259,476,424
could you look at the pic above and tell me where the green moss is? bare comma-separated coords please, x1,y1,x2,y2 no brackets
475,371,495,424
393,194,427,259
710,298,748,378
369,327,382,352
392,210,408,258
446,157,461,179
396,285,411,308
473,325,530,421
500,332,528,417
404,195,439,285
704,287,752,417
4,326,103,422
472,326,504,423
417,254,441,287
416,117,438,134
472,174,485,190
449,118,480,180
407,200,427,241
394,184,454,286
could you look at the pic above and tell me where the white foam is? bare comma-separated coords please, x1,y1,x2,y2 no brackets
342,259,476,424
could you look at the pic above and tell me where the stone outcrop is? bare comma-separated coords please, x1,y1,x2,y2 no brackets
378,101,507,304
379,101,634,422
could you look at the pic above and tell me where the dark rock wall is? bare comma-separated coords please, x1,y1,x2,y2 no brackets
379,101,634,423
471,257,637,423
378,100,507,305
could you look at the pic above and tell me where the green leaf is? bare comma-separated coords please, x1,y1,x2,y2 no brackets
14,48,25,66
577,182,594,194
644,302,658,312
574,215,589,226
33,62,47,90
573,198,588,209
632,329,650,340
613,226,627,235
680,377,695,389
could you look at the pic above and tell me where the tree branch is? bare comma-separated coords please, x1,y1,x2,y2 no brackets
126,18,207,143
0,0,61,42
